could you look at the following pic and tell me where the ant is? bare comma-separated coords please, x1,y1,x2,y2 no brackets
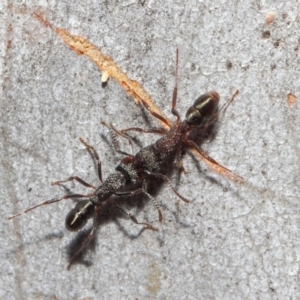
8,50,239,269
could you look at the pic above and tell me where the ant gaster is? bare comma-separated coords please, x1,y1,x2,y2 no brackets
8,50,238,268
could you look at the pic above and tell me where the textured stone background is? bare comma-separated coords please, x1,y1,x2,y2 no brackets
1,1,300,299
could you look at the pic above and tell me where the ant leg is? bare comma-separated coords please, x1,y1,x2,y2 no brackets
52,137,103,187
79,137,103,183
101,123,164,153
67,205,101,270
114,186,163,222
7,193,94,220
173,143,187,174
119,127,166,151
145,170,190,203
186,139,244,183
142,181,163,222
51,176,96,189
100,121,134,156
120,127,166,135
114,188,143,197
138,99,171,128
108,199,158,231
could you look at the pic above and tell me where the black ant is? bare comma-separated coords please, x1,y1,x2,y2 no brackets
8,50,239,269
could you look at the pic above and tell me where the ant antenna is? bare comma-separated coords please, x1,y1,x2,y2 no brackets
204,90,239,128
218,90,239,115
7,193,94,220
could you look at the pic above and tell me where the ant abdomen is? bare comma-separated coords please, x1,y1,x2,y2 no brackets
65,200,94,231
185,91,220,126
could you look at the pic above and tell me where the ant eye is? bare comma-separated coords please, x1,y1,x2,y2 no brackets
186,92,219,126
65,200,94,232
185,106,202,125
193,94,218,117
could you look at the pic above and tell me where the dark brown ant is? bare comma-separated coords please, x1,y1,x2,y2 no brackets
8,50,239,269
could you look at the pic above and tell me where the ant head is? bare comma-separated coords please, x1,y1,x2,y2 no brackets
185,91,220,127
65,200,95,231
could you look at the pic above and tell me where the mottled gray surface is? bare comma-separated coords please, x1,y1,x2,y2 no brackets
1,1,300,299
